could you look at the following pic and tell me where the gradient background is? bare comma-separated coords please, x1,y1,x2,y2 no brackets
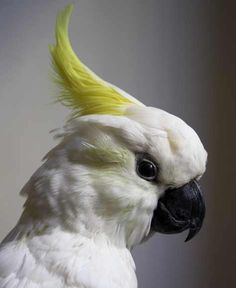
0,1,236,287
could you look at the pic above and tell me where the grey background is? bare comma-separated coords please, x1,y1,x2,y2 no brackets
0,0,236,287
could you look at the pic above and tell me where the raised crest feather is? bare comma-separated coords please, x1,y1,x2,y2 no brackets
49,4,144,117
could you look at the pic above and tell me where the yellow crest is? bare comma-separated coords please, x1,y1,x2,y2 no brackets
49,4,143,117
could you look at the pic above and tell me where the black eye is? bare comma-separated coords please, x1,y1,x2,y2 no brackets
136,157,158,181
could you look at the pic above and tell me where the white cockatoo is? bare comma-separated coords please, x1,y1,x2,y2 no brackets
0,5,207,288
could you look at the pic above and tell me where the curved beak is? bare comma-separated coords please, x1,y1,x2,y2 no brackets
151,180,205,242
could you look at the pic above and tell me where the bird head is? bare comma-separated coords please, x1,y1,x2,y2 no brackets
21,5,207,249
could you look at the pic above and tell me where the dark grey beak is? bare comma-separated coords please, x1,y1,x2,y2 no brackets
151,180,205,242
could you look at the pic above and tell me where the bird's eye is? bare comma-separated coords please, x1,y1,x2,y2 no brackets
136,156,158,181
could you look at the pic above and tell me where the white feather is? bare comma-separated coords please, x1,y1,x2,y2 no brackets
0,105,207,288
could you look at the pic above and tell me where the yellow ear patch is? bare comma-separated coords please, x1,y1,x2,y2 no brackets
49,4,143,117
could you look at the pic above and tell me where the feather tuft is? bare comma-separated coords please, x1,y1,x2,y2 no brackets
49,4,143,118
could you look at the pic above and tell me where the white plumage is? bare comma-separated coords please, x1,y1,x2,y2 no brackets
0,5,207,288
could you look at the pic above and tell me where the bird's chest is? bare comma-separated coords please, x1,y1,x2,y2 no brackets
28,235,137,288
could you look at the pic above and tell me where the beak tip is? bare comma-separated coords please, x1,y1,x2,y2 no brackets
184,227,200,242
184,235,192,242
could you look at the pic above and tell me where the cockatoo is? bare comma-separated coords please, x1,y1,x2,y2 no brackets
0,4,207,288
